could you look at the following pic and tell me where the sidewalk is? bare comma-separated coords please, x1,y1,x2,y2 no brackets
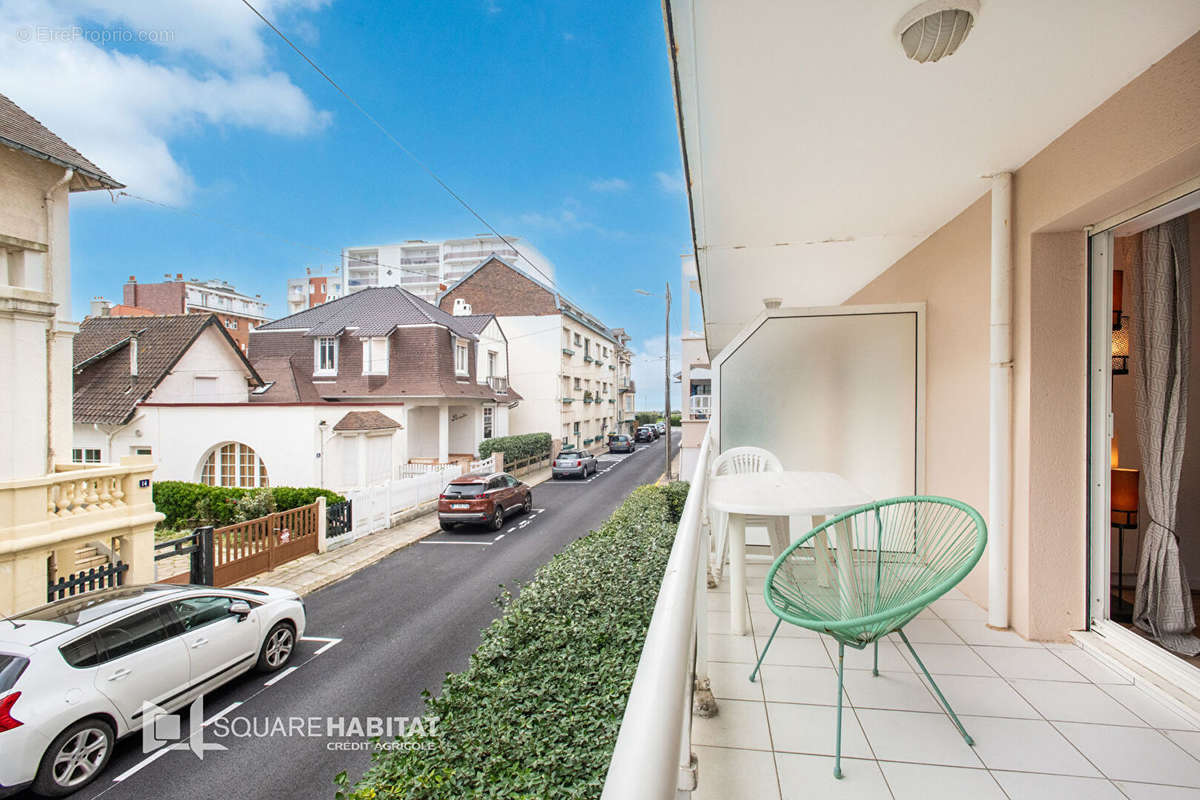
238,465,553,596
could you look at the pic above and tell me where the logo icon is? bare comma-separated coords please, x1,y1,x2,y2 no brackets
141,697,227,759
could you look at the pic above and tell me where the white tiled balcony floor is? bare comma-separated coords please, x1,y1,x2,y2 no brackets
696,561,1200,799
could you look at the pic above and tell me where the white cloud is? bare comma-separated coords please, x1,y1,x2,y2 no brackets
484,0,501,14
589,177,629,193
562,31,575,42
0,0,331,203
631,334,682,412
654,170,685,195
518,205,628,239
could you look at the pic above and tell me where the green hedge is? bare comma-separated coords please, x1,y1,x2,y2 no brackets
337,481,691,800
152,481,345,529
478,432,552,464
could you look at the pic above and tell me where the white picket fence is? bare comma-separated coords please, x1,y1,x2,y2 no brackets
344,456,497,541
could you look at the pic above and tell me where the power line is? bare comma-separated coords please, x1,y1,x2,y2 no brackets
238,0,565,300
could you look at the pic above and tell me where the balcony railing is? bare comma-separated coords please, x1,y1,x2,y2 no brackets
602,430,712,798
619,379,636,393
487,376,508,394
0,459,164,615
689,394,711,419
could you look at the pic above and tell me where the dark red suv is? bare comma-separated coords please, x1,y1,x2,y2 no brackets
438,472,532,531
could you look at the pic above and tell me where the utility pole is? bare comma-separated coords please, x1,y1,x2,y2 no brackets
664,281,672,481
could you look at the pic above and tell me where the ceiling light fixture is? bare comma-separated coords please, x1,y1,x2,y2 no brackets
896,0,978,64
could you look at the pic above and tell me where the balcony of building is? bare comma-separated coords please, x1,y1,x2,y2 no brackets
0,457,163,615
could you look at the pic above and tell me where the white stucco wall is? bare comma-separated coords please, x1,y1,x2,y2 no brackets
500,314,561,440
74,403,407,492
0,144,74,480
152,326,252,403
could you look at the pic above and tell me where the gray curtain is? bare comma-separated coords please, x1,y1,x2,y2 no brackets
1132,217,1198,655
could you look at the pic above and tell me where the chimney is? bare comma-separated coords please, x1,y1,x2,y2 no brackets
89,297,112,318
129,332,139,378
452,298,473,316
176,273,183,280
127,275,136,283
763,297,783,310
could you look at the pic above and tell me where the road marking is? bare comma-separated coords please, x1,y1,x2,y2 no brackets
300,635,343,655
533,508,546,513
112,746,172,782
494,534,505,541
506,526,516,532
263,666,298,686
204,701,243,726
420,539,491,546
518,520,531,528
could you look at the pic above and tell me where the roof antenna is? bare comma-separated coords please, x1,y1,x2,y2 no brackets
0,609,24,629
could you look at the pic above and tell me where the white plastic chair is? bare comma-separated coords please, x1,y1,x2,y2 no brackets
709,446,787,583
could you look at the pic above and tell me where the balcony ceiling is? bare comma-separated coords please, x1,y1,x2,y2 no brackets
667,0,1200,355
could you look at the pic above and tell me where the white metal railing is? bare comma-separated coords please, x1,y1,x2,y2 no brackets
602,429,713,799
689,394,711,417
487,376,509,394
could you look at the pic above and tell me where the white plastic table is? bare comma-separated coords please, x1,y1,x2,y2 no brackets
708,471,872,635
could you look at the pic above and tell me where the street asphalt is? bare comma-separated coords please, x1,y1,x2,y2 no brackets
41,432,679,800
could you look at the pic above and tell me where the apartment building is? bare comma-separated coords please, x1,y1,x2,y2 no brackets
119,274,270,350
437,255,633,452
342,234,555,304
286,265,343,314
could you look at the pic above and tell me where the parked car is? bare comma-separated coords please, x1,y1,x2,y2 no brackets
655,422,667,435
0,584,305,797
438,472,532,531
552,449,597,480
608,434,634,454
634,426,655,443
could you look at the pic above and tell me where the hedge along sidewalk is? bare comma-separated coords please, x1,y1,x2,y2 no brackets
237,465,554,597
338,481,691,800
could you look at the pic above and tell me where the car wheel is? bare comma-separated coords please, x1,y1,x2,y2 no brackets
256,621,296,672
522,493,532,514
490,506,505,530
439,519,457,531
32,717,115,797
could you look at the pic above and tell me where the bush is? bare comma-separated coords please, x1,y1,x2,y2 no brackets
153,481,345,529
478,432,552,464
670,412,681,427
337,481,692,800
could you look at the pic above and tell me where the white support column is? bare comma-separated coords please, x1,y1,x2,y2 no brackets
988,172,1014,630
437,403,450,463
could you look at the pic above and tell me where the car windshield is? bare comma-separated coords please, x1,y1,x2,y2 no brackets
443,483,487,498
15,585,178,626
558,452,582,459
0,654,28,692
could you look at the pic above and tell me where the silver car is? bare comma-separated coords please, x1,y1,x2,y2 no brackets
552,449,597,479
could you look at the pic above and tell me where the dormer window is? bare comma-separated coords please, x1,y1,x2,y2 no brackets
455,337,470,376
315,336,338,375
362,336,388,375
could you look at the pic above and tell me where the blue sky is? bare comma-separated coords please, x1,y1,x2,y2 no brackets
0,0,690,409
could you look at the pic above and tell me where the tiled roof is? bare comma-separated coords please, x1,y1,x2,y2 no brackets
332,411,402,431
0,93,122,190
257,286,482,340
453,314,497,335
73,314,258,424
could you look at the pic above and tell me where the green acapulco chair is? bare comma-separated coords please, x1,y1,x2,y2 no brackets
749,496,987,779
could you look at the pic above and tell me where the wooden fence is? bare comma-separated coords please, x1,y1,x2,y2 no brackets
211,502,320,586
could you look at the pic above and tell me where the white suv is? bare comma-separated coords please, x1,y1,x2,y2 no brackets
0,584,306,797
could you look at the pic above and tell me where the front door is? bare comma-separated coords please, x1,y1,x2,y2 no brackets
170,595,261,687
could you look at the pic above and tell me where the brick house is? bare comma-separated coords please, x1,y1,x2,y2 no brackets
438,255,635,451
118,274,270,351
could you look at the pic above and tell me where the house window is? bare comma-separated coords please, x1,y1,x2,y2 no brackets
224,318,238,330
193,376,218,400
315,337,338,374
574,333,582,346
455,339,470,376
362,337,388,375
584,339,590,358
483,406,494,439
574,377,582,390
199,442,268,488
487,351,497,378
72,448,101,464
